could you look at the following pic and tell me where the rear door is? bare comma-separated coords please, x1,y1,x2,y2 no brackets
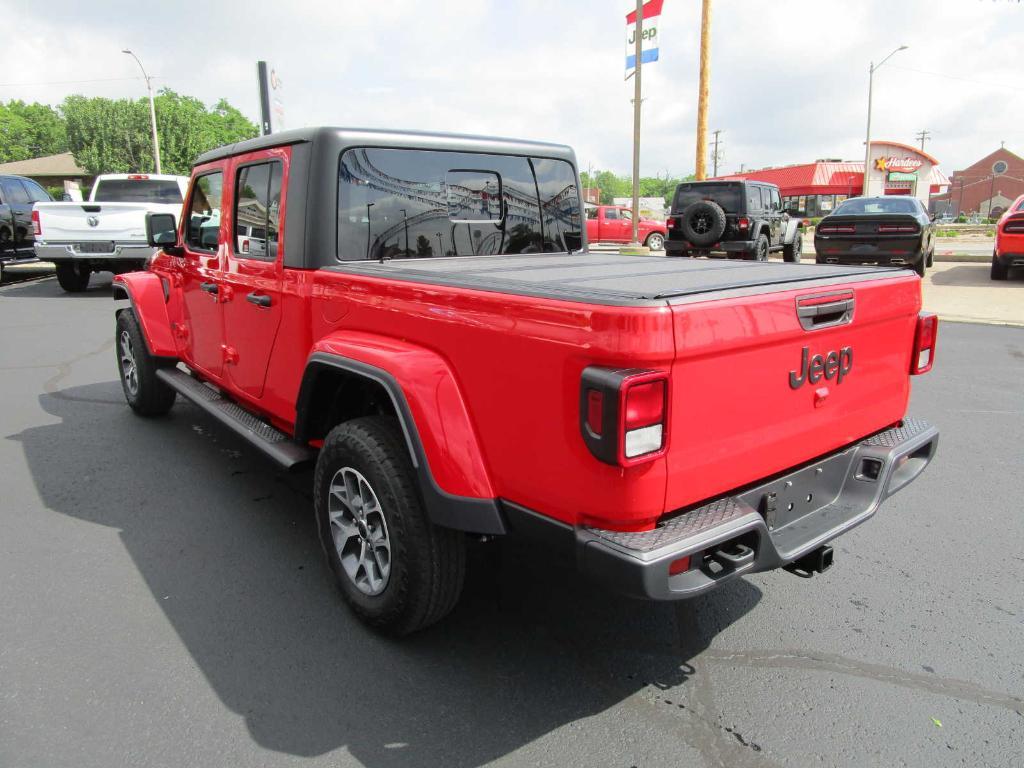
0,178,33,249
179,168,227,379
220,149,287,400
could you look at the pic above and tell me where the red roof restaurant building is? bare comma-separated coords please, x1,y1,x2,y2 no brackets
711,141,949,218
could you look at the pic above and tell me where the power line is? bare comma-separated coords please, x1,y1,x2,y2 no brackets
0,76,154,88
915,130,931,152
711,129,724,177
888,64,1024,93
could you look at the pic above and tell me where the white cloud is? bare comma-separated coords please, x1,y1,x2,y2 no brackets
0,0,1021,176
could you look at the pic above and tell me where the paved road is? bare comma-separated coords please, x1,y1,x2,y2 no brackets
1,275,1022,768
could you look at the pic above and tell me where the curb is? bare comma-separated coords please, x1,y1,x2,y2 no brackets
933,253,989,263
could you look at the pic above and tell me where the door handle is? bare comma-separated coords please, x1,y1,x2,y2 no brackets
246,292,271,308
200,282,219,295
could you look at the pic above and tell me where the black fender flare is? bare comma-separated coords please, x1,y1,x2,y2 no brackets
296,353,506,535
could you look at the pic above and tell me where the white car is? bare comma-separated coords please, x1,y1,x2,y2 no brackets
33,173,189,292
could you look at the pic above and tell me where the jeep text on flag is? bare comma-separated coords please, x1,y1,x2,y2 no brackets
625,0,664,73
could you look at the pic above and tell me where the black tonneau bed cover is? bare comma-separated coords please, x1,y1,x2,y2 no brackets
328,252,904,306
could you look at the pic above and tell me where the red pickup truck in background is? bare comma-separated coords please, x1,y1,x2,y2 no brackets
586,204,667,250
114,127,938,635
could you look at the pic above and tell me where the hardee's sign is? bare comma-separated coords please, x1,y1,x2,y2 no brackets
875,156,923,173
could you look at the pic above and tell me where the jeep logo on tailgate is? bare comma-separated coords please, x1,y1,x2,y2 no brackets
789,346,853,389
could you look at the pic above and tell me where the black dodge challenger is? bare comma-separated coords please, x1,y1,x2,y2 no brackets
813,196,936,277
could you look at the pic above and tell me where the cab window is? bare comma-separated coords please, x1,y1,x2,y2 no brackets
186,172,224,251
604,208,619,220
234,161,282,260
746,186,761,211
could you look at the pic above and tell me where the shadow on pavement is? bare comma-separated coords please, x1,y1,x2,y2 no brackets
930,264,1024,287
0,271,114,297
9,381,762,766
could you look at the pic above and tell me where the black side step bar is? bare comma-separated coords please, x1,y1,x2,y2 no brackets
156,368,314,469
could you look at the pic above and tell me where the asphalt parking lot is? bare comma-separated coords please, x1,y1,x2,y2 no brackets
1,273,1022,768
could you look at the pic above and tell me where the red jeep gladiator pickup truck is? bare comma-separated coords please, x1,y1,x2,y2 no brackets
586,203,667,250
113,127,939,634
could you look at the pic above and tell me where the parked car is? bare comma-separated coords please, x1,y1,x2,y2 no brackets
114,127,938,635
33,173,189,292
0,174,51,281
990,193,1024,281
585,204,667,250
814,196,936,277
665,180,803,261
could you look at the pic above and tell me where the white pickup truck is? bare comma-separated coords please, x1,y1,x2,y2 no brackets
33,173,188,292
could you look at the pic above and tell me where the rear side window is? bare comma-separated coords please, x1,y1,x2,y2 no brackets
185,172,224,251
337,148,581,260
24,180,50,202
234,161,282,260
747,186,761,211
1,178,30,205
93,178,183,204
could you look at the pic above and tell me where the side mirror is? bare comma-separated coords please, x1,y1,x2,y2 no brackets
146,212,180,253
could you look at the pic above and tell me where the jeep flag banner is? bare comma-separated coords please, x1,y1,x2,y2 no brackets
625,0,663,74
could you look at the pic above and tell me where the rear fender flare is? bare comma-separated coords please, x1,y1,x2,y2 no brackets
782,218,803,245
296,334,504,535
112,272,177,358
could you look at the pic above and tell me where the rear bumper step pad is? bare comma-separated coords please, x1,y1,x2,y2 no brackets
506,419,938,601
156,367,313,469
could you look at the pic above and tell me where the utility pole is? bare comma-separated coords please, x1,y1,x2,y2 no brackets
629,0,644,245
988,174,997,219
710,129,724,177
694,0,713,180
915,130,931,152
122,49,161,174
957,176,964,217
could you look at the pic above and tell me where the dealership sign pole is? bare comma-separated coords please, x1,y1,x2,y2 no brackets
257,61,286,136
626,0,662,245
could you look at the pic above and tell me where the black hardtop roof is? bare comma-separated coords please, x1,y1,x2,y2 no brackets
676,179,778,189
194,126,577,167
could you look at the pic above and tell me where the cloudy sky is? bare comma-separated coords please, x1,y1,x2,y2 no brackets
1,0,1021,176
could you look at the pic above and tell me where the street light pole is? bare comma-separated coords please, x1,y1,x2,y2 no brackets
861,45,907,198
122,49,161,174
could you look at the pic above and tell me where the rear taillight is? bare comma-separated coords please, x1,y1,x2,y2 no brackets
666,217,676,230
32,209,41,237
127,174,150,180
911,312,938,375
581,368,669,466
737,217,750,231
877,224,919,233
1003,217,1024,233
818,224,856,234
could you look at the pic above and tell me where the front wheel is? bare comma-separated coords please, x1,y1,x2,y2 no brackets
314,416,466,635
645,232,665,251
55,262,90,293
115,310,176,416
783,233,803,263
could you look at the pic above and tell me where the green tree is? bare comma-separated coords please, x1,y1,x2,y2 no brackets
62,90,258,176
581,169,695,207
0,101,67,162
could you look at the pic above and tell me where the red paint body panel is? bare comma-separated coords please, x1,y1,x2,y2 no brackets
113,272,176,357
995,194,1024,257
586,205,667,245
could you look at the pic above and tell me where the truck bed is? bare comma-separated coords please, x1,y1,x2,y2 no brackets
329,252,903,306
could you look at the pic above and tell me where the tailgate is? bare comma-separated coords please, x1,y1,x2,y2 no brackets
36,202,178,242
663,274,921,512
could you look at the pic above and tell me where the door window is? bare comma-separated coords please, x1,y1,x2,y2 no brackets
585,205,598,220
604,208,619,220
746,186,761,211
234,161,282,260
1,178,30,205
769,188,781,212
186,172,224,251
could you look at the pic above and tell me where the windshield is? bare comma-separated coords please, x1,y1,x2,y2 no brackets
833,197,918,215
93,179,183,204
673,183,742,214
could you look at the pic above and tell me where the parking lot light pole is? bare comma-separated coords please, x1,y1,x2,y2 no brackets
861,45,907,197
122,49,161,174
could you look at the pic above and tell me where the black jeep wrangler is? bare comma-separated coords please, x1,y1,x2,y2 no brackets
665,180,803,261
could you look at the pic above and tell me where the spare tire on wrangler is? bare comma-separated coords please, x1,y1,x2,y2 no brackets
680,201,727,247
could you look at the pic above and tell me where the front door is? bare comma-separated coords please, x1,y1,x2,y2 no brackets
220,150,287,400
0,177,33,250
179,169,226,379
768,187,784,246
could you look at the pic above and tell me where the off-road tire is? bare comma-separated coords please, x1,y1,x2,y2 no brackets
914,256,926,278
991,253,1008,281
746,234,769,262
926,249,934,268
314,416,466,635
783,233,803,263
115,309,176,416
680,201,727,247
56,262,90,293
644,232,665,251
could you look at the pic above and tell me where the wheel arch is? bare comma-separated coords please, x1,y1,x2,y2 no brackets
296,342,504,535
782,218,803,245
112,272,177,358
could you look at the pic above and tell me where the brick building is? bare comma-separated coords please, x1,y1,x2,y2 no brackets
931,147,1024,218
